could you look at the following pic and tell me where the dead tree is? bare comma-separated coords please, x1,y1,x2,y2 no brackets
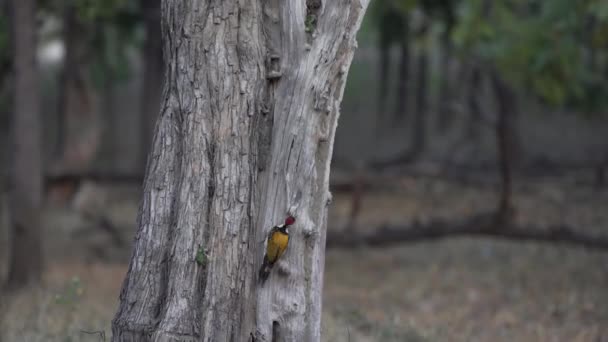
111,0,370,340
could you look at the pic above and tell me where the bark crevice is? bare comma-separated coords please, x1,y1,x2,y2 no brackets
271,320,281,342
263,0,283,80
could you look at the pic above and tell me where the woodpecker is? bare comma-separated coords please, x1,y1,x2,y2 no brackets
259,215,296,283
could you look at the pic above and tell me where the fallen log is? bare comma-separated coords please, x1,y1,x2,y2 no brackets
326,211,608,250
45,171,144,186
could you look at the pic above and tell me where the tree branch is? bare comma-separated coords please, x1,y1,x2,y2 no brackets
45,172,144,187
327,211,608,250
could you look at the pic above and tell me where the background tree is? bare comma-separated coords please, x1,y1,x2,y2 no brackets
112,0,370,340
51,0,141,174
6,0,42,289
374,0,409,133
139,0,162,168
53,3,102,173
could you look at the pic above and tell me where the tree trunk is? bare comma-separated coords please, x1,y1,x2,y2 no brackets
492,74,515,219
376,20,391,137
112,0,370,341
369,51,426,168
100,69,117,170
392,26,409,122
53,6,101,174
139,0,163,170
406,50,428,160
435,35,451,133
375,7,407,137
6,0,42,289
0,0,10,283
466,66,482,140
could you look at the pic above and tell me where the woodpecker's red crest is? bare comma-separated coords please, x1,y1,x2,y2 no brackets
285,216,296,226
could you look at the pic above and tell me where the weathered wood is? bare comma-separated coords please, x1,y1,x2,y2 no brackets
112,0,370,341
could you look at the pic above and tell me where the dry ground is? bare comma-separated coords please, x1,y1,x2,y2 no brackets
1,175,607,341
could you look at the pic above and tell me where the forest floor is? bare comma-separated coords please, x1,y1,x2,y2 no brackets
1,173,607,341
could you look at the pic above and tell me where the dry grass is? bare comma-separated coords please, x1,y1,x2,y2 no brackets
325,241,608,341
1,177,607,341
2,241,606,341
0,263,124,341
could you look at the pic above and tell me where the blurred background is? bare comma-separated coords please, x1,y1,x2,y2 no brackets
1,0,608,341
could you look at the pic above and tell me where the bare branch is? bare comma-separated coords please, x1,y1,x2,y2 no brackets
327,211,608,250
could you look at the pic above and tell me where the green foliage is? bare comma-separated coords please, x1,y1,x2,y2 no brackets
38,0,144,88
370,0,608,112
196,245,207,266
89,13,143,87
83,0,142,87
452,0,608,110
74,0,128,22
589,0,608,21
305,13,316,33
54,276,84,309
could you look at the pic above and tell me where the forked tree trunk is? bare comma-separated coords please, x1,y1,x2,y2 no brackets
7,0,42,289
112,0,370,341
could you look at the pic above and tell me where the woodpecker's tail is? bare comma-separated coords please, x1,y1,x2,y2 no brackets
258,255,273,283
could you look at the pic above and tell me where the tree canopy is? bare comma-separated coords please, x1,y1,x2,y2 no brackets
370,0,608,112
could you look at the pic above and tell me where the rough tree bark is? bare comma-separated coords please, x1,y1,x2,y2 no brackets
112,0,369,341
6,0,42,288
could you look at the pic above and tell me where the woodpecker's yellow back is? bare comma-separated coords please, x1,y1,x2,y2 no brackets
259,216,296,283
266,229,289,263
